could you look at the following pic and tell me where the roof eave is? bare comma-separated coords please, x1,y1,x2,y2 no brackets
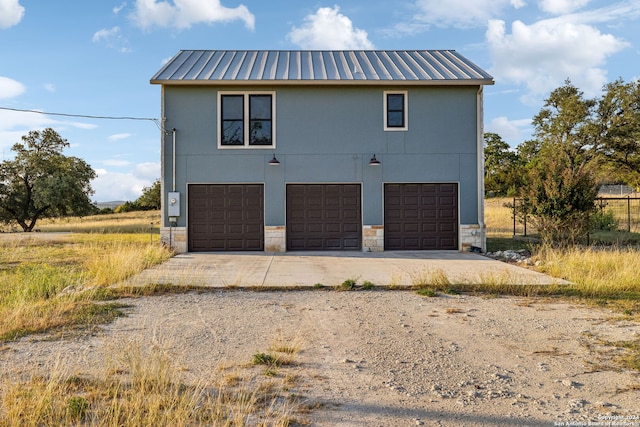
150,78,495,86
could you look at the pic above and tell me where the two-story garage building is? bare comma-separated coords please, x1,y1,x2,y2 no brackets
150,50,494,253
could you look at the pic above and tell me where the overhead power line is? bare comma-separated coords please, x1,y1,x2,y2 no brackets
0,106,162,130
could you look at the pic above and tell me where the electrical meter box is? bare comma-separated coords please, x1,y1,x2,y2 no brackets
167,192,180,217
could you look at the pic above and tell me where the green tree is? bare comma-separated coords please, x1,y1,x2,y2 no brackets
520,81,598,244
532,79,596,171
483,132,520,196
521,156,597,245
136,179,161,210
0,128,96,231
592,78,640,188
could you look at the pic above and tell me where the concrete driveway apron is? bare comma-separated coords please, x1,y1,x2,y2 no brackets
125,251,564,288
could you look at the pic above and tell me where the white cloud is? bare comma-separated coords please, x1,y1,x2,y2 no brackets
0,76,25,99
92,169,152,201
0,109,52,154
486,116,532,145
130,0,255,31
538,0,591,15
108,133,131,141
287,6,374,50
92,26,131,53
410,0,524,29
43,83,55,93
0,108,99,154
0,0,24,29
486,17,629,98
113,2,127,14
134,162,160,180
0,109,53,131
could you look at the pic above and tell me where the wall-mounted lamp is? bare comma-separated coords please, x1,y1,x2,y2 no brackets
268,154,280,165
369,154,381,166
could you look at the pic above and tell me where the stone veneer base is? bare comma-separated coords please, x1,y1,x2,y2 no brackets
460,224,485,252
265,226,286,252
161,224,484,254
161,226,187,253
362,225,384,252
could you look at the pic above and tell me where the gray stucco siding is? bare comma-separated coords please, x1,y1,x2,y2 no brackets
161,84,481,228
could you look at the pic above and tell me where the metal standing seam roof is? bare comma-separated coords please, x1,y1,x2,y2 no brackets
150,50,494,86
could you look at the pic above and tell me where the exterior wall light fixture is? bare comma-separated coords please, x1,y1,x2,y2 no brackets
369,154,381,166
268,154,280,165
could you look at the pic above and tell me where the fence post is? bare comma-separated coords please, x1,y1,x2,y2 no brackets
513,196,516,237
628,196,631,233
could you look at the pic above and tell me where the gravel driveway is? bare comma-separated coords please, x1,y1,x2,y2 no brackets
3,289,639,426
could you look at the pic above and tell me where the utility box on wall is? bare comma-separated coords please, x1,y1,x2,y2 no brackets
167,192,180,218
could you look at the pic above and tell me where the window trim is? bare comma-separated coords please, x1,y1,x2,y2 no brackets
217,91,276,149
383,90,408,131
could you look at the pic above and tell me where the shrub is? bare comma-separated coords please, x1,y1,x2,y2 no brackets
591,209,619,231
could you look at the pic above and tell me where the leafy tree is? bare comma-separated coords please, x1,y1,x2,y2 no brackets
592,78,640,188
114,201,140,213
136,179,161,210
520,81,598,244
0,128,96,231
532,79,596,172
521,156,597,245
483,132,520,196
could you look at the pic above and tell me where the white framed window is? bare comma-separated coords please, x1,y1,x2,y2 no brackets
218,91,276,148
384,91,408,131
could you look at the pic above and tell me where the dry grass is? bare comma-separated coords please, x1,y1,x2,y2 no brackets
35,210,161,234
0,339,300,427
534,246,640,301
0,216,173,342
485,197,516,237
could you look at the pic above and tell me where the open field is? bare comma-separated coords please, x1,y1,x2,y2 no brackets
0,208,639,425
486,196,640,244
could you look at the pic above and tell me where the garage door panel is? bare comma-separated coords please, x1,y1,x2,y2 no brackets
326,210,340,220
422,209,437,219
385,183,458,250
343,223,359,233
439,209,456,219
343,239,360,249
287,184,361,251
188,184,264,251
308,224,323,233
343,210,360,220
325,223,341,233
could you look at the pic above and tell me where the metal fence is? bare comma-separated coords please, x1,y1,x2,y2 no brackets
598,184,635,196
507,197,640,237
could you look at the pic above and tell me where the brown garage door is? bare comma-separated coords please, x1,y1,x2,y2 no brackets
287,184,361,250
385,183,458,250
188,184,263,251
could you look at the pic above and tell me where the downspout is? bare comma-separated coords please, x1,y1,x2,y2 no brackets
477,86,486,252
171,128,176,192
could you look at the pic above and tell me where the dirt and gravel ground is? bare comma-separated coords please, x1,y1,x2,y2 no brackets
2,289,640,426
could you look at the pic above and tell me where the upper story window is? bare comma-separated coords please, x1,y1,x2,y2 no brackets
219,92,275,148
384,91,408,131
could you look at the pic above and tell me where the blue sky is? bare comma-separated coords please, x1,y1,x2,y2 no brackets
1,0,639,202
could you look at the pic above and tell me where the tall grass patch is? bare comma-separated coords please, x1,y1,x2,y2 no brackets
0,341,299,427
485,197,515,237
34,210,161,234
535,246,640,300
0,232,172,342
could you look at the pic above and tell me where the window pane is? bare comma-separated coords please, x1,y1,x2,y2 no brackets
387,111,404,128
222,120,244,145
249,120,272,145
222,95,243,120
250,95,271,119
387,94,404,111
